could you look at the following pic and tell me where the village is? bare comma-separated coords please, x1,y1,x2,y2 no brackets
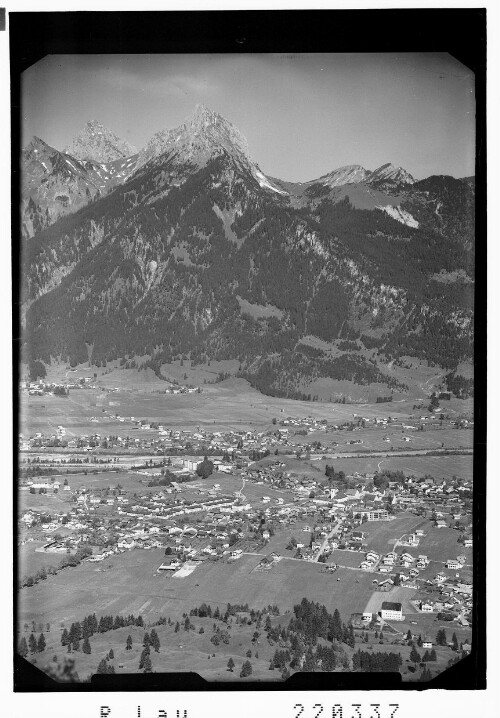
19,433,473,627
18,377,474,681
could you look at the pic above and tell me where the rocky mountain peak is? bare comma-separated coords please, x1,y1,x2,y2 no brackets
23,136,55,161
367,162,415,186
136,105,252,170
318,164,370,187
64,120,137,163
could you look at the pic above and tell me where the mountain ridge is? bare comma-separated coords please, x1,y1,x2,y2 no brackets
21,106,474,399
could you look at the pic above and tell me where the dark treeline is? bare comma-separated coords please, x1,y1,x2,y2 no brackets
352,649,403,672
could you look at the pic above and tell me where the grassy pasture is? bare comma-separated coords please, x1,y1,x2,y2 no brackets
318,427,473,454
19,542,66,577
415,527,473,564
19,489,72,513
18,548,377,630
361,515,427,554
23,615,468,682
261,521,313,556
21,367,473,438
328,549,365,568
21,617,297,682
313,453,473,481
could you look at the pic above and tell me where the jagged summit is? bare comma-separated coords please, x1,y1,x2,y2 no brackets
137,104,251,170
367,162,415,187
64,120,137,163
137,105,286,195
316,164,370,187
23,136,55,160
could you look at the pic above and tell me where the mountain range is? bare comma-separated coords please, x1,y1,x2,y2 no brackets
21,105,474,400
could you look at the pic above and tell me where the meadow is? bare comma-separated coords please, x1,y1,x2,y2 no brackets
360,515,428,554
22,361,474,438
314,453,473,481
19,541,69,577
18,548,379,630
415,526,473,565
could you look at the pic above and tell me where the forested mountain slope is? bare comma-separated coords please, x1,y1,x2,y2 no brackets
21,107,474,398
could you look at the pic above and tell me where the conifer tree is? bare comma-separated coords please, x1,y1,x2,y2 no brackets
18,636,28,657
436,629,447,646
28,633,37,654
150,629,160,652
82,637,91,654
37,633,46,653
227,657,235,672
410,646,421,664
420,666,432,682
126,635,133,651
239,660,253,677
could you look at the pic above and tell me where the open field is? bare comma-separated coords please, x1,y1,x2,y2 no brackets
329,549,366,568
19,488,72,513
415,526,473,564
361,515,427,553
314,452,473,480
301,425,473,453
262,522,313,556
21,368,473,438
18,548,379,629
19,541,68,577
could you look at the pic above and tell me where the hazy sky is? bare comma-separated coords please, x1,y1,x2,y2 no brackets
22,53,475,182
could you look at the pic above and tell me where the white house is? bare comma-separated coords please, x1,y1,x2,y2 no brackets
380,601,403,621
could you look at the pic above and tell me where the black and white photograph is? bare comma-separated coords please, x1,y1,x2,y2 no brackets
9,7,489,713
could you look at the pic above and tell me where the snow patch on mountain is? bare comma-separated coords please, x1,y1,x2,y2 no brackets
254,169,288,195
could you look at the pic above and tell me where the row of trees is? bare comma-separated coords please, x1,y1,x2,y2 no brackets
20,546,93,589
352,649,403,672
19,632,46,656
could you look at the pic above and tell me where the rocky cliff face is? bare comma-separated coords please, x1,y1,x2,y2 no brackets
64,120,137,162
21,135,138,239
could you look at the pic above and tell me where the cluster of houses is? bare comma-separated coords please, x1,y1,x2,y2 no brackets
164,385,201,395
359,549,430,577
